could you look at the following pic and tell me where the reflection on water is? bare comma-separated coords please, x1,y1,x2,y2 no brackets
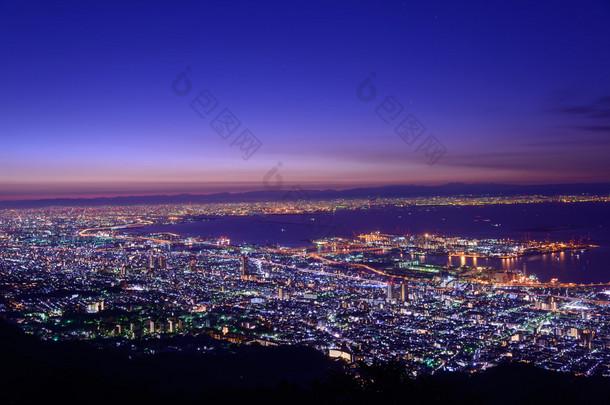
413,248,608,283
135,202,610,284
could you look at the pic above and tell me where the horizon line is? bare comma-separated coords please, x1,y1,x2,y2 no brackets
1,181,610,204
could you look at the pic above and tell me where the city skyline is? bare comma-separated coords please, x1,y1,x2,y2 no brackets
4,2,610,401
2,0,610,200
3,199,610,381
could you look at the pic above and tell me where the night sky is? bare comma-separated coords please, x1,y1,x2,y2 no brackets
1,0,610,200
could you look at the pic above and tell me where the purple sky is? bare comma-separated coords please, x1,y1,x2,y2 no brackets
1,0,610,200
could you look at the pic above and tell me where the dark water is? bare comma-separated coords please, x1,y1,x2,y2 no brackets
134,202,610,284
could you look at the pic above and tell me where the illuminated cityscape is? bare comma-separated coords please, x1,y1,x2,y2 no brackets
3,0,610,402
2,197,610,379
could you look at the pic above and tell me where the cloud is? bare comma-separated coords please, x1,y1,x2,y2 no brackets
545,93,610,136
573,125,610,133
521,137,610,147
441,147,610,174
552,106,596,115
597,96,610,105
547,94,610,123
589,110,610,119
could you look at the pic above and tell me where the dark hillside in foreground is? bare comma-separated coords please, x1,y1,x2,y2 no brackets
2,318,609,405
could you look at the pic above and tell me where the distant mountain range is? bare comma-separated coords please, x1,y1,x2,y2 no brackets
1,182,610,209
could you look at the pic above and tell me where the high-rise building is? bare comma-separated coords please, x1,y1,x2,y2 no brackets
400,283,408,301
149,254,156,270
241,256,247,276
279,286,285,300
387,282,394,301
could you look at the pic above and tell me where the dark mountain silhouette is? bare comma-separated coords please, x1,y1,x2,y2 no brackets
2,182,609,209
2,318,610,405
